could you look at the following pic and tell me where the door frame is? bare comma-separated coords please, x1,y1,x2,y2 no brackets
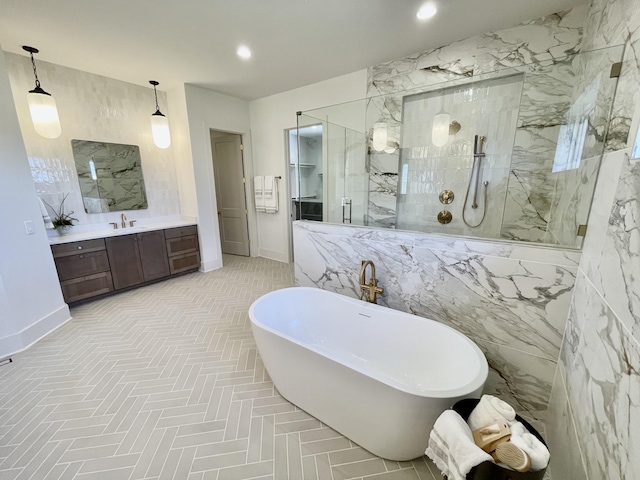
209,128,257,259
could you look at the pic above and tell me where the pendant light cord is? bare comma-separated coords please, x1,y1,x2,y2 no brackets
29,52,41,88
152,84,160,111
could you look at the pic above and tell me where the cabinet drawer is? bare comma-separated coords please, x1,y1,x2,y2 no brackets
52,238,106,258
164,225,198,240
55,250,110,281
169,251,200,275
166,235,199,256
60,272,113,304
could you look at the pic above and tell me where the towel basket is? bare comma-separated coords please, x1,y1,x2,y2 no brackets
451,398,548,480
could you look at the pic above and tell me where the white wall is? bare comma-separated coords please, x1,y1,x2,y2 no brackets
183,84,255,271
249,69,368,263
0,46,70,358
167,85,197,218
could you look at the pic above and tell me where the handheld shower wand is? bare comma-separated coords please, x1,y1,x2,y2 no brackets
463,135,489,228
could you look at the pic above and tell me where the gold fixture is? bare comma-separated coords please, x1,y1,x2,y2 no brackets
359,260,384,304
129,220,137,228
439,190,455,204
109,222,118,230
438,210,453,224
577,224,588,236
121,213,127,228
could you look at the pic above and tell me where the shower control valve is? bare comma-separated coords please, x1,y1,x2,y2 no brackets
439,190,454,204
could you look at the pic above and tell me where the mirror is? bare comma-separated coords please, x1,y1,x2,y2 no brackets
71,139,148,213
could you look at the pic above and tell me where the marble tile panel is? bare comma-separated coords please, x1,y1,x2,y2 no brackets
545,373,588,480
475,339,556,425
563,275,640,480
583,153,640,338
408,246,575,361
475,8,586,75
547,156,600,248
579,149,626,283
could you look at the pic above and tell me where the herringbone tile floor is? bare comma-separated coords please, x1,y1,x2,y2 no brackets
0,255,438,480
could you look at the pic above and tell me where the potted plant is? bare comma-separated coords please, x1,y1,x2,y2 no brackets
44,193,78,235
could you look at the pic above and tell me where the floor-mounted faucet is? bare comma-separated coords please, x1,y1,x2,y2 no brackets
359,260,384,304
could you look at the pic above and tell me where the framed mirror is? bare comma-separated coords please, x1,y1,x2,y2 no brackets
71,139,148,213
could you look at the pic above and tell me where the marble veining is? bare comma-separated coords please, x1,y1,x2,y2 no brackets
293,221,578,423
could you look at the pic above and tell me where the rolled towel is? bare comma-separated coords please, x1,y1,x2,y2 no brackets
39,197,54,229
510,422,550,471
468,395,516,430
426,410,494,480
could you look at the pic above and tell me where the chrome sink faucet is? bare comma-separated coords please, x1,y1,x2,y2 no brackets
121,213,127,228
359,260,384,304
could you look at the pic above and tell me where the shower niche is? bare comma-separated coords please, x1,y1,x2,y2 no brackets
397,74,523,237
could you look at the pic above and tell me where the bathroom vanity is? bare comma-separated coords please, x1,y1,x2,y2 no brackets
50,223,200,304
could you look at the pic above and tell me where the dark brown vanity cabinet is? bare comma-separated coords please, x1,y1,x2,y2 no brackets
105,230,171,290
51,225,199,305
52,239,114,304
165,225,201,274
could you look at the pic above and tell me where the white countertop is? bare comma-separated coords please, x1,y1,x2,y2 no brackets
48,219,197,245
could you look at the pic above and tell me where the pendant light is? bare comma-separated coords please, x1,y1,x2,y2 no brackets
22,46,61,139
372,122,388,152
149,80,171,149
432,94,450,147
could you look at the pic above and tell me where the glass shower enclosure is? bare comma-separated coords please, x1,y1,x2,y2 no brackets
296,44,624,250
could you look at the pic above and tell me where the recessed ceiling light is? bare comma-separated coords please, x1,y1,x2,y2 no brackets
237,46,252,59
416,3,437,20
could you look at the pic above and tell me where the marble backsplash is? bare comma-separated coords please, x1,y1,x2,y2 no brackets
293,220,580,424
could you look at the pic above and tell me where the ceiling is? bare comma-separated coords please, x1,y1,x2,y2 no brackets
0,0,585,101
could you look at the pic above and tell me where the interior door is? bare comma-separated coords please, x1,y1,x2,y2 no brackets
211,132,250,256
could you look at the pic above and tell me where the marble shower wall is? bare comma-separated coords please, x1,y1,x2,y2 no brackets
365,5,621,248
544,1,640,479
5,53,181,226
293,220,580,425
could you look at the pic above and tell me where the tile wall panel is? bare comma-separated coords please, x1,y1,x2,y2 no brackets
5,53,181,227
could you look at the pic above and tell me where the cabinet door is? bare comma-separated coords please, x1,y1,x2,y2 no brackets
138,230,171,282
60,272,113,303
106,235,144,290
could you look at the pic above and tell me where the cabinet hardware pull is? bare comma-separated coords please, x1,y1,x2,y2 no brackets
77,246,83,250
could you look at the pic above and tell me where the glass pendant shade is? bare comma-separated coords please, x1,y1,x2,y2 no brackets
151,111,171,149
432,111,450,147
372,122,388,152
27,88,61,139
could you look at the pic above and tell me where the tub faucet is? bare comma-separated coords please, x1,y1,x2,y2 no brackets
121,213,127,228
359,260,384,304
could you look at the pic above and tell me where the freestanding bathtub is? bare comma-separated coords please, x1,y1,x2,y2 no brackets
249,287,488,461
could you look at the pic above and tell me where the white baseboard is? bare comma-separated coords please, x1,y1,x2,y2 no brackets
258,247,290,264
0,304,71,360
200,257,223,272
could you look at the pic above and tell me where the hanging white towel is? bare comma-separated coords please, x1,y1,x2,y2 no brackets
264,175,274,197
254,176,266,212
264,176,279,213
39,197,54,229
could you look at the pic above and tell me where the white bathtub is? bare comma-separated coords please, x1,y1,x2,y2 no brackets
249,287,488,461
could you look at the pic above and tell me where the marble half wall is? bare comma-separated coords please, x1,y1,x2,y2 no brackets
293,220,580,424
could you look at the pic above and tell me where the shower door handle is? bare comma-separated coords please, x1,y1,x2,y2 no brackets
341,197,352,224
